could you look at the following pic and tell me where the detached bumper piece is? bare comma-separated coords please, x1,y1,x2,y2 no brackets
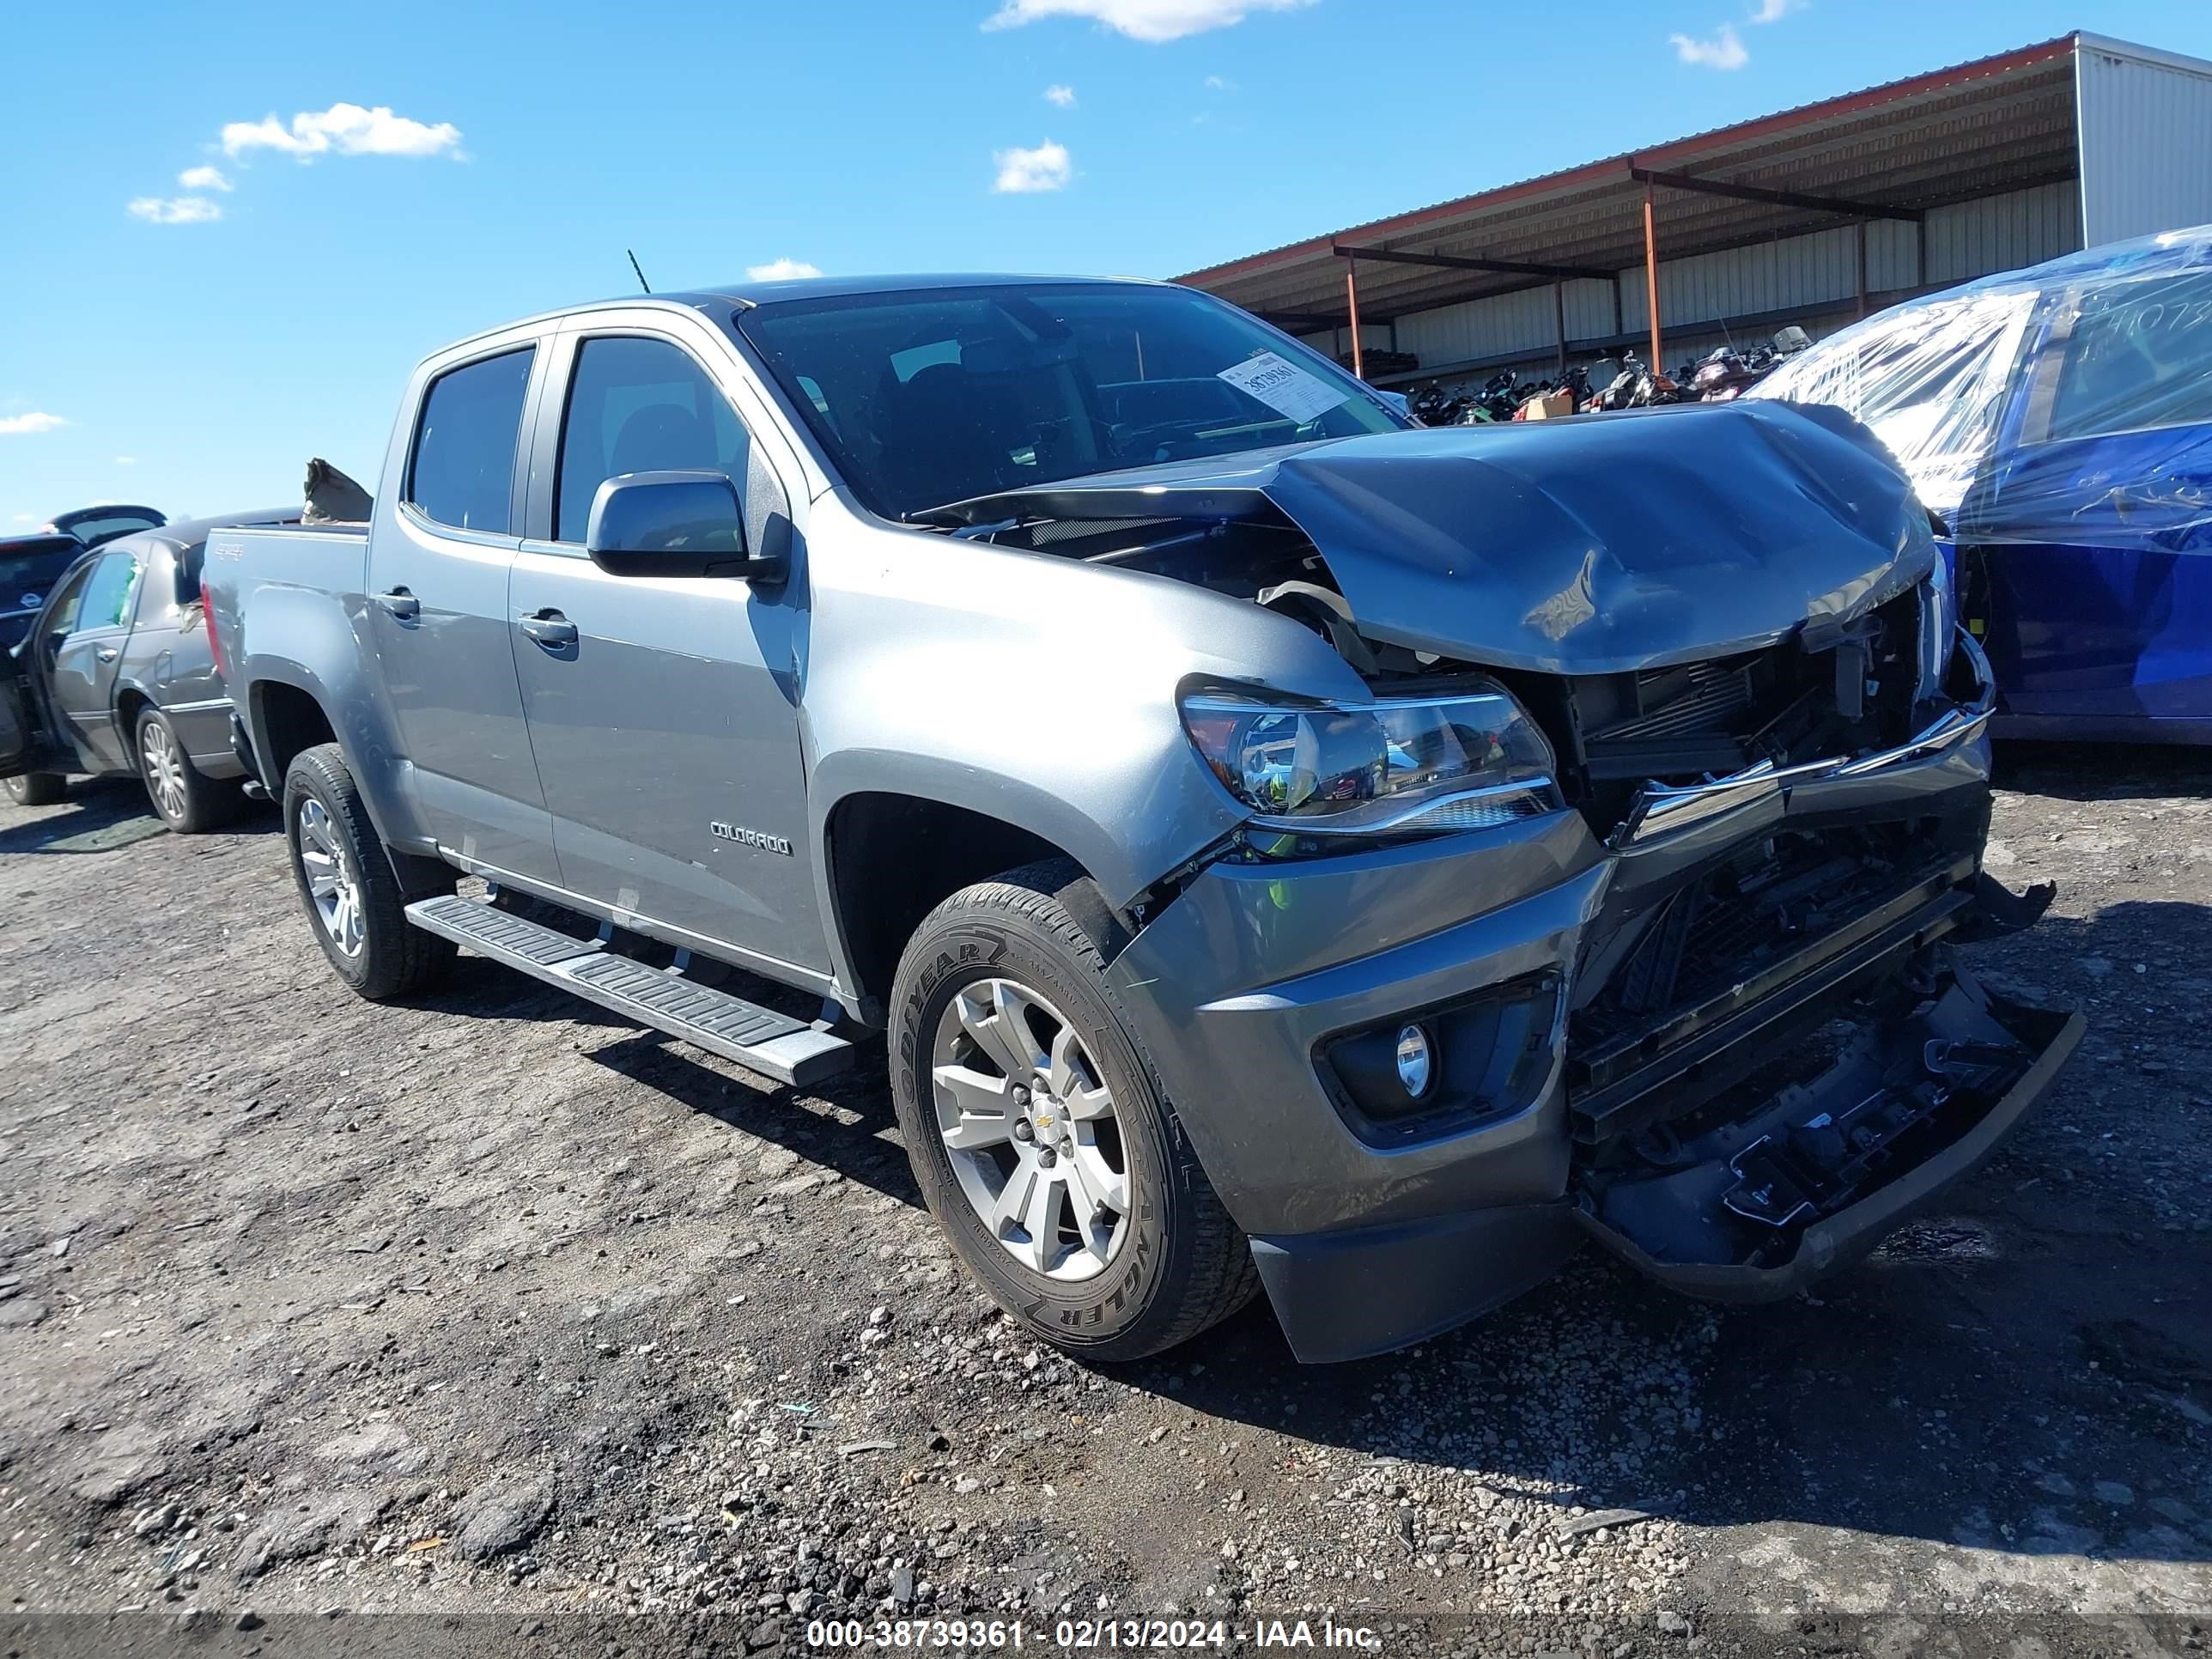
1576,957,2081,1300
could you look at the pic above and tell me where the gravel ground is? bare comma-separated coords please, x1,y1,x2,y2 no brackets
1,748,2207,1656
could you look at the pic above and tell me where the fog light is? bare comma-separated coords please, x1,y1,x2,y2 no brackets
1394,1024,1434,1099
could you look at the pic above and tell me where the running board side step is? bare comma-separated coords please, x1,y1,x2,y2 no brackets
404,895,854,1089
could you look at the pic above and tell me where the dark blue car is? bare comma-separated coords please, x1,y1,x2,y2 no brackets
1755,225,2212,744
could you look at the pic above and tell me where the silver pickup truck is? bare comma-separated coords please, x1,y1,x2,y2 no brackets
183,274,2081,1364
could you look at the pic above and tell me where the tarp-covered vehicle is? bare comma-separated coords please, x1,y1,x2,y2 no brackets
1753,224,2212,744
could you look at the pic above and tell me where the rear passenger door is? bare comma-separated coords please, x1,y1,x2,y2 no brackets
368,337,562,884
508,317,826,977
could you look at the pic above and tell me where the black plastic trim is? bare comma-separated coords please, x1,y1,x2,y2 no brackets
1250,1201,1581,1364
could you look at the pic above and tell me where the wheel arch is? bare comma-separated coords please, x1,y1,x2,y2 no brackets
112,683,155,750
820,786,1104,1023
250,674,441,889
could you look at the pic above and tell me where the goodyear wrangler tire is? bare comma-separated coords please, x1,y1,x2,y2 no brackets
890,860,1258,1361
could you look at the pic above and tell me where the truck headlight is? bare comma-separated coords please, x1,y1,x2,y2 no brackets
1180,682,1560,837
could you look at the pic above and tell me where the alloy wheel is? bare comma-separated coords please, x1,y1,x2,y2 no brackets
296,797,365,957
928,976,1131,1282
141,719,187,823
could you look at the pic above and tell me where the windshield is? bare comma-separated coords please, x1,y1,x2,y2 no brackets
736,283,1402,521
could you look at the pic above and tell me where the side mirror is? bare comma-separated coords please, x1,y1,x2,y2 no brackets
584,471,783,581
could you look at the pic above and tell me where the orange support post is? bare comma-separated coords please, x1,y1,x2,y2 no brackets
1642,179,1662,371
1343,254,1364,381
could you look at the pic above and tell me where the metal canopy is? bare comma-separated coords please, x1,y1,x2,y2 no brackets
1178,33,2086,352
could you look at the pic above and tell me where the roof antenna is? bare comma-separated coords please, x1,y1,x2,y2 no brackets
626,249,652,295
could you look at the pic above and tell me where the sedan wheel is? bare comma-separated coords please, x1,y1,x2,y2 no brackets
296,796,365,957
930,976,1132,1282
140,716,189,823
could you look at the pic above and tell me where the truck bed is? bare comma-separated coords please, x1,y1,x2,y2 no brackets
201,523,378,762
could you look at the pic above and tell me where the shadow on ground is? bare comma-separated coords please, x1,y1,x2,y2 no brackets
1996,738,2212,803
0,777,276,854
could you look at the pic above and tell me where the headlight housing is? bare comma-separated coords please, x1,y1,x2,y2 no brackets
1180,681,1560,838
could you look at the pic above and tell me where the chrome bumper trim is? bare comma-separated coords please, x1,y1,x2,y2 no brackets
1615,630,1995,848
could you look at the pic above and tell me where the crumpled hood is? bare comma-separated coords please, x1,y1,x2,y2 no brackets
927,399,1938,675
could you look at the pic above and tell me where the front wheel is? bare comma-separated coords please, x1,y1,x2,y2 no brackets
282,743,454,1000
136,707,239,834
889,860,1257,1362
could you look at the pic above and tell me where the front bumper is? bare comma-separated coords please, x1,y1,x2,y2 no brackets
1109,630,2076,1363
1576,970,2081,1302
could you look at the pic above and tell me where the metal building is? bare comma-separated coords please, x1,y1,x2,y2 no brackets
1177,31,2212,389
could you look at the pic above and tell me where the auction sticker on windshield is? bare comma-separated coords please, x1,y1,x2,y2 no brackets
1217,351,1350,424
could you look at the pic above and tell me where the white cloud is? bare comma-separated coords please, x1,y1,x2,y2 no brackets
983,0,1313,43
114,456,137,465
11,513,33,523
0,412,68,436
1203,73,1231,88
1747,0,1801,18
129,195,224,225
993,140,1073,193
179,165,233,191
1670,23,1749,68
222,102,463,161
1043,83,1078,106
745,258,824,282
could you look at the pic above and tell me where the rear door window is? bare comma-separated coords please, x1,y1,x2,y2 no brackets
406,348,536,534
76,550,141,631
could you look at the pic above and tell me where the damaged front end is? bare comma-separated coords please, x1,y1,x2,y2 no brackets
937,400,2081,1312
1581,958,2080,1297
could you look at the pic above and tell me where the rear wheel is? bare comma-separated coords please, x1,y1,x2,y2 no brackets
135,707,239,834
890,860,1258,1361
282,743,455,1000
3,771,67,807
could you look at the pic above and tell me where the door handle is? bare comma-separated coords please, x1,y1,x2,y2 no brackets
95,647,120,663
374,588,421,620
519,611,578,648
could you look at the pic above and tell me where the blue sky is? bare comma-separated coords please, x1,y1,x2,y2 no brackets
4,0,2209,525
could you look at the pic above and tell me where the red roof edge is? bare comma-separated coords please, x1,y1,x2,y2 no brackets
1178,33,2080,286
